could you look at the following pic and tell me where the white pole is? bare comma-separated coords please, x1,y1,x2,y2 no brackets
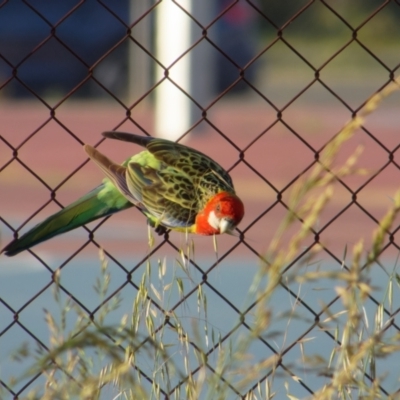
155,0,192,140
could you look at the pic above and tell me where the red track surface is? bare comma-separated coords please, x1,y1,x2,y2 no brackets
1,99,400,262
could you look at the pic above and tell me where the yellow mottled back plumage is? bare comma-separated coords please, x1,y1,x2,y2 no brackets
105,132,236,230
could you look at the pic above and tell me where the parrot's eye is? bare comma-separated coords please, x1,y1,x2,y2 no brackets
215,204,221,213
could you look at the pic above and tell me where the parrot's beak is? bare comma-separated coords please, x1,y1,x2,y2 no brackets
219,218,235,234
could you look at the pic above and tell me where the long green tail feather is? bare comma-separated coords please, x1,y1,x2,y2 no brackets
3,181,132,257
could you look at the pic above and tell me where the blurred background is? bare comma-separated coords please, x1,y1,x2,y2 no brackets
1,0,400,398
1,0,399,102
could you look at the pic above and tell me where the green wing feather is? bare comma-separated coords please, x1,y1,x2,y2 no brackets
3,180,132,257
126,160,198,228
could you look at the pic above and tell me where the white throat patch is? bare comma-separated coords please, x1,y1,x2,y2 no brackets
207,210,220,230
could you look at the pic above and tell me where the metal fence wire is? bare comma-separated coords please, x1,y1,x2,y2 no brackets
1,0,400,398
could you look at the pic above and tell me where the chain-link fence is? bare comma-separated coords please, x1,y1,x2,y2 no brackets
1,1,400,398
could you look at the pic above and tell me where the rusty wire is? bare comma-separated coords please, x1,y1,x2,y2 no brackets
1,0,400,398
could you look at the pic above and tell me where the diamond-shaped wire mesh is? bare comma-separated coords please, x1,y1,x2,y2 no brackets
1,0,400,398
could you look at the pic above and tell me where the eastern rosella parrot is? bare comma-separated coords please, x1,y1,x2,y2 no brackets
3,132,244,257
